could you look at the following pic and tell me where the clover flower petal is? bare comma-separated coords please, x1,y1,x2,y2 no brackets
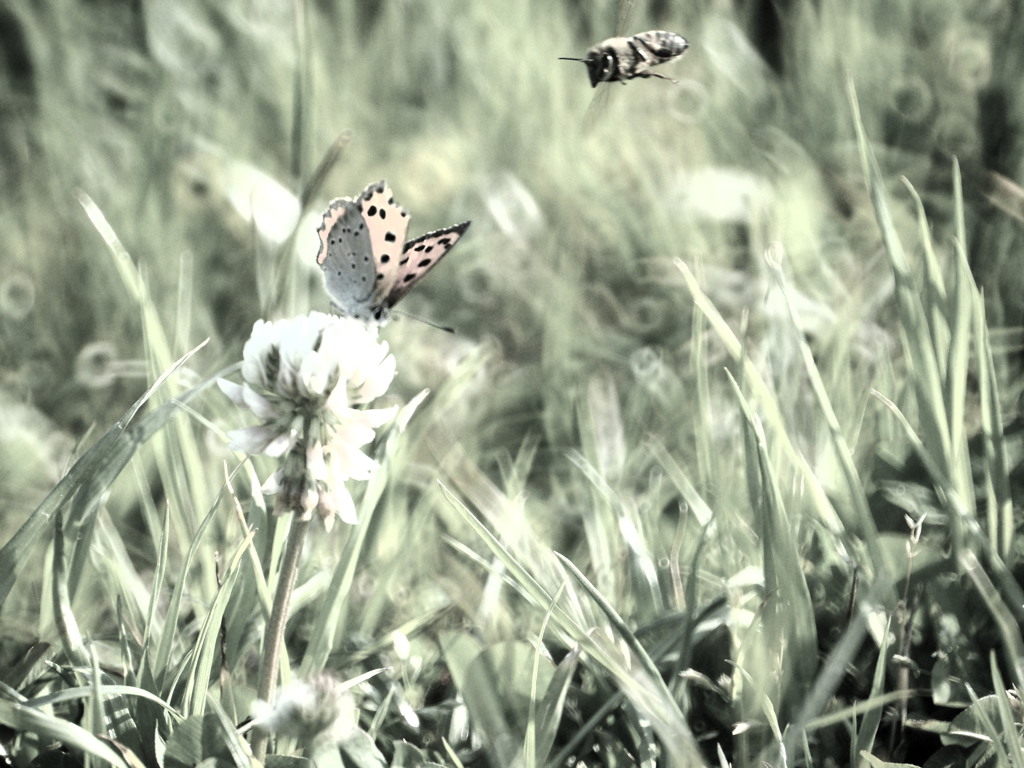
251,674,358,747
220,313,397,527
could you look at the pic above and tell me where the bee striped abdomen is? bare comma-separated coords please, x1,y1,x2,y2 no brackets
634,30,688,59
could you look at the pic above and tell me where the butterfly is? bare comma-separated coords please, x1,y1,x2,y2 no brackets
316,180,470,323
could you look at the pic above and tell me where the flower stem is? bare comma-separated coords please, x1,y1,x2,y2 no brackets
252,512,313,762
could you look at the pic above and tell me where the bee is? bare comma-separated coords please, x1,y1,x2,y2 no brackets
560,30,689,87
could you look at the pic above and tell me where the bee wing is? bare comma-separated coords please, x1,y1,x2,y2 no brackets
636,31,687,58
631,31,689,71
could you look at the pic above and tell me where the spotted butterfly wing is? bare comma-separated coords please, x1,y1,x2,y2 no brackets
316,180,469,323
386,222,471,307
316,195,379,320
355,181,410,308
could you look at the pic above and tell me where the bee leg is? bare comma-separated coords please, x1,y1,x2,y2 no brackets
638,71,679,84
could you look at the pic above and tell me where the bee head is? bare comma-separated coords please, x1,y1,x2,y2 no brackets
588,51,616,86
559,52,616,87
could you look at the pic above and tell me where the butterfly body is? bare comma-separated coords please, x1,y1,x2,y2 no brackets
560,30,689,87
316,180,470,322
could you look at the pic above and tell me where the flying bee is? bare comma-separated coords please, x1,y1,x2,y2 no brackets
560,30,689,87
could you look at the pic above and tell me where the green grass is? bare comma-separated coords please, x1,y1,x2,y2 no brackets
2,0,1024,765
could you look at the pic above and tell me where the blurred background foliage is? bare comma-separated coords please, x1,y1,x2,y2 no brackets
0,0,1017,483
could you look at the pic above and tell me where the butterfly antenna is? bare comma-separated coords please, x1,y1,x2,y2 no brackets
393,310,455,334
559,57,586,62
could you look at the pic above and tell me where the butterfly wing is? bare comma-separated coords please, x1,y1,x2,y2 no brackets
315,196,379,320
355,180,410,307
384,221,471,309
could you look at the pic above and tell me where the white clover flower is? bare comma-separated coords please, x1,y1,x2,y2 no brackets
251,674,358,748
219,313,397,528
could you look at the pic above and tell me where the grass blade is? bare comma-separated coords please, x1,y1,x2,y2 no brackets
0,341,210,608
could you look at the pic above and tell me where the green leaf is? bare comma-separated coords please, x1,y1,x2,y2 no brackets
441,634,530,765
265,756,311,768
181,529,255,717
530,643,580,765
163,713,244,768
0,341,210,609
942,695,1004,749
0,700,131,768
338,729,387,768
390,741,433,768
854,618,892,759
51,513,87,668
730,373,818,696
22,749,82,768
859,751,920,768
